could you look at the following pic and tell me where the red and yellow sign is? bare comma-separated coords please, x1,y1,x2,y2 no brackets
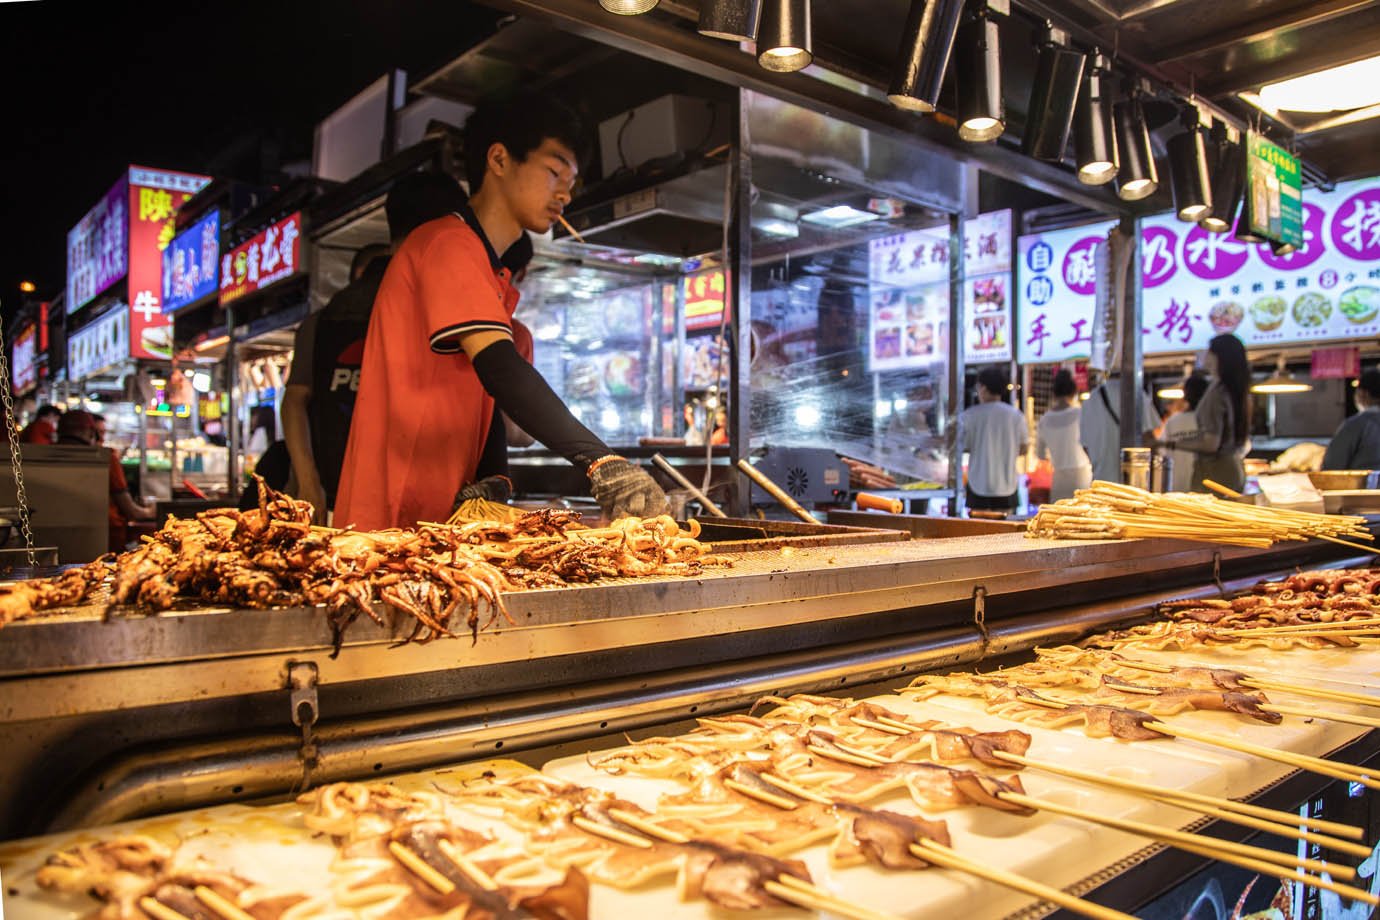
682,268,729,332
219,212,304,305
127,167,209,360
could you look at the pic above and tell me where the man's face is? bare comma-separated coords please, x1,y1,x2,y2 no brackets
494,138,578,234
93,420,106,444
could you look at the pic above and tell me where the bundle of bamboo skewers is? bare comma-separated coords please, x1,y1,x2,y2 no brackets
448,497,525,525
1027,480,1374,551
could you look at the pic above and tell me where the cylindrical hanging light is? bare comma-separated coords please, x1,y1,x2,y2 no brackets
599,0,658,14
1168,113,1213,222
699,0,761,41
1073,50,1117,185
956,5,1004,142
757,0,811,72
887,0,966,112
1199,123,1244,234
1022,24,1085,161
1113,89,1158,201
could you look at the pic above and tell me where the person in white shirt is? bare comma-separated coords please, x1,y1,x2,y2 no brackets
960,367,1029,513
1079,374,1162,484
1162,372,1209,492
1035,369,1092,502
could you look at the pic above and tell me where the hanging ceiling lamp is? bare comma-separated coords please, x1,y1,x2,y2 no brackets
1199,122,1244,233
599,0,658,14
1168,110,1213,222
1022,24,1084,161
1113,85,1158,200
1073,50,1117,185
699,0,761,41
956,4,1004,142
1252,356,1313,394
887,0,966,112
757,0,812,72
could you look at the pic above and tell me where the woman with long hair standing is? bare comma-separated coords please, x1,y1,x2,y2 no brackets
1165,333,1251,492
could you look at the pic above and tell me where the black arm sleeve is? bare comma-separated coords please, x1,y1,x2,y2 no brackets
471,339,610,470
474,404,509,481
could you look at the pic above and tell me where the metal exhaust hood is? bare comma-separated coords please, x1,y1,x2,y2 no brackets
553,162,729,257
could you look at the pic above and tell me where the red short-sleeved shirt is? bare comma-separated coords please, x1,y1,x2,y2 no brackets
334,213,520,530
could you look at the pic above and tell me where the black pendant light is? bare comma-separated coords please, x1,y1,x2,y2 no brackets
600,0,658,14
1022,24,1085,161
887,0,966,112
1073,50,1117,185
757,0,811,72
699,0,761,41
1113,88,1158,200
1168,112,1213,222
956,4,1004,142
1199,123,1244,234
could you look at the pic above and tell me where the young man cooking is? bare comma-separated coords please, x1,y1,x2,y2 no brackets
334,95,669,530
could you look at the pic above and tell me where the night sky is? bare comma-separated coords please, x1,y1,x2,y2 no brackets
0,0,504,308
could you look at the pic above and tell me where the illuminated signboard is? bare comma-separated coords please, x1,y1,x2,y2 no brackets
65,166,211,366
219,212,304,304
162,210,220,313
11,324,37,393
682,268,728,332
1016,176,1380,362
66,176,129,312
866,210,1014,370
68,305,131,380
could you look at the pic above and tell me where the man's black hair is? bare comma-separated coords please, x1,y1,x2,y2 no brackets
1182,371,1210,410
1051,369,1077,399
385,172,467,243
350,243,391,280
35,404,60,421
977,366,1009,396
462,92,585,194
1359,369,1380,400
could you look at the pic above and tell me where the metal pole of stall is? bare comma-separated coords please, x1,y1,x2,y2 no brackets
1117,215,1144,452
727,90,753,517
946,203,970,517
225,307,238,500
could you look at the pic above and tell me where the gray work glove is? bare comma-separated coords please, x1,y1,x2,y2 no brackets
588,457,671,520
452,475,513,511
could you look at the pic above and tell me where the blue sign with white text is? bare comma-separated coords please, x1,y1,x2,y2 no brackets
162,210,220,313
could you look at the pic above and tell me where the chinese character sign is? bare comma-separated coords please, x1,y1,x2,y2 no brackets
11,324,37,394
963,209,1012,277
65,176,130,312
162,210,220,313
128,168,208,360
220,212,304,305
68,305,131,381
1015,176,1380,361
1015,220,1115,363
682,268,729,331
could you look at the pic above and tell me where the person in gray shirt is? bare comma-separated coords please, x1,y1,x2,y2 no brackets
1323,370,1380,471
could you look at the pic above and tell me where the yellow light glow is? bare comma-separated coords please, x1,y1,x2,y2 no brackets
1156,387,1185,400
18,281,36,293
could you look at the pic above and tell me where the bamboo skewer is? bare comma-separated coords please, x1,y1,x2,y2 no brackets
436,839,500,891
1215,617,1380,634
762,878,903,920
556,213,587,243
1146,721,1380,788
736,459,816,523
1000,791,1358,882
389,841,456,894
992,751,1367,845
139,898,193,920
1243,678,1380,708
1264,702,1380,730
571,815,655,848
909,841,1136,920
601,805,898,920
652,453,728,518
1170,839,1380,907
193,886,257,920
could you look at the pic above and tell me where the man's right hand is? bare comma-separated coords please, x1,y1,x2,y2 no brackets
588,457,671,520
299,478,328,526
